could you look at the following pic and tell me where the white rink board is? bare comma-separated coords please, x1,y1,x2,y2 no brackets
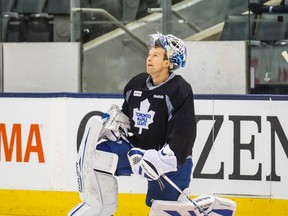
192,99,288,198
0,94,287,199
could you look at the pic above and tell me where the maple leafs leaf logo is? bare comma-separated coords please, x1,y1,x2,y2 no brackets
132,99,155,134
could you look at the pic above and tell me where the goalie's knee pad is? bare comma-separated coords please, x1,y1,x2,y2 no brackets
76,150,119,216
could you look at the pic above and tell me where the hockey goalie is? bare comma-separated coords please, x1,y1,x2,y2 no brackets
68,33,236,216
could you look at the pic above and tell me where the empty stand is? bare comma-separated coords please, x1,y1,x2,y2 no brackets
81,0,91,8
4,12,26,42
220,14,257,41
254,13,288,42
1,0,16,13
1,0,16,41
1,15,9,41
7,0,56,42
44,0,70,14
89,0,122,20
122,0,140,21
43,0,70,42
26,13,53,42
13,0,46,14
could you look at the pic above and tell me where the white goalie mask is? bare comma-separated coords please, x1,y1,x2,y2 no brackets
146,33,187,71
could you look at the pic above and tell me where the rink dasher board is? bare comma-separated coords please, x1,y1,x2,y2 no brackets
0,93,288,216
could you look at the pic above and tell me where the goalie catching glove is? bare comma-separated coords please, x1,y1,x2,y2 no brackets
127,144,177,181
100,104,130,142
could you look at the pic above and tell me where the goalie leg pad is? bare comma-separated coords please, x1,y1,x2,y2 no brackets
149,195,236,216
90,150,118,174
96,140,133,176
79,150,119,215
76,121,119,216
149,200,198,216
192,195,236,216
76,116,104,202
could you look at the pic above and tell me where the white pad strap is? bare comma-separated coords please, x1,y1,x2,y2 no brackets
79,150,118,215
82,150,118,207
91,150,118,174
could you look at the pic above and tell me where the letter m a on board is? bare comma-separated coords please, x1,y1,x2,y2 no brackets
0,123,45,163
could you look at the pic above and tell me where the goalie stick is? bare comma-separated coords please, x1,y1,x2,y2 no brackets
128,149,208,216
161,174,208,216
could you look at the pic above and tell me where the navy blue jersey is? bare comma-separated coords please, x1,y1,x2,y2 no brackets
122,72,196,165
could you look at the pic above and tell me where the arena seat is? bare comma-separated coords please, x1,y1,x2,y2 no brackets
13,0,46,14
44,0,70,15
1,0,16,41
12,0,56,42
122,0,140,21
81,0,91,8
220,14,257,41
26,13,53,42
89,0,121,20
1,0,16,13
255,13,288,42
1,15,9,41
4,12,26,42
